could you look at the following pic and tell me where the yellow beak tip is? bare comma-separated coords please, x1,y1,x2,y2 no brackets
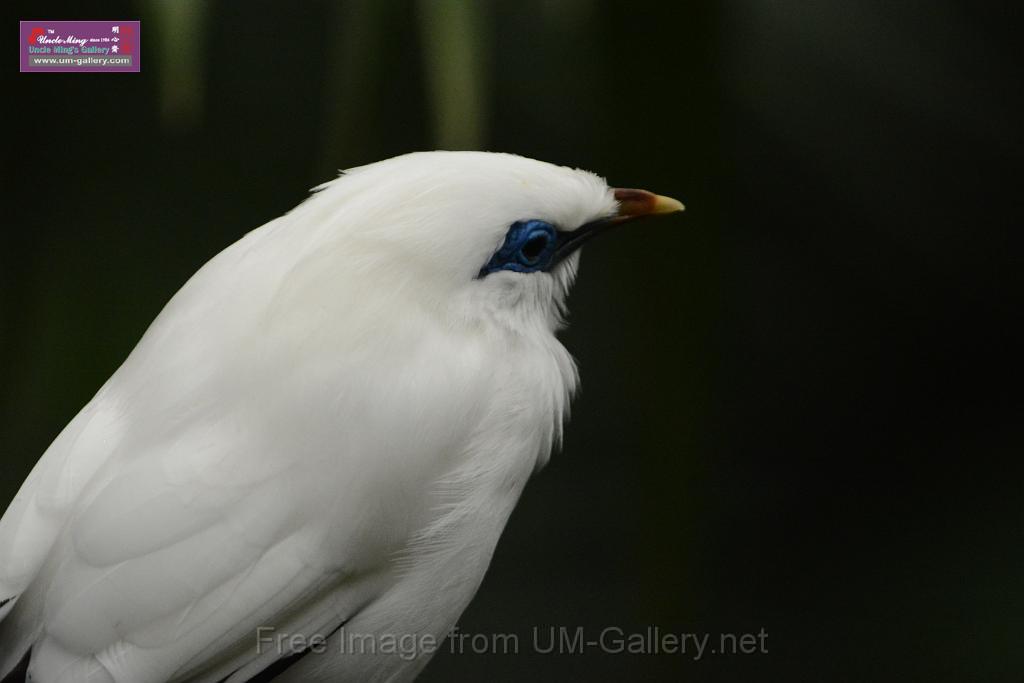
653,195,686,214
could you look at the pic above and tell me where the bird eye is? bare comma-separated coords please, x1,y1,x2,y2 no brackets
518,233,550,265
478,220,558,277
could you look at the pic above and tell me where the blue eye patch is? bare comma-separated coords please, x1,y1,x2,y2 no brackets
478,220,559,277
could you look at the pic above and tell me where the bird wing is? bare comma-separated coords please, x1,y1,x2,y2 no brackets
0,385,124,622
0,226,260,625
0,396,390,683
0,222,375,681
0,335,482,682
0,210,494,682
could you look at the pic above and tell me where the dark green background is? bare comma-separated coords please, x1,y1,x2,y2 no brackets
3,1,1020,681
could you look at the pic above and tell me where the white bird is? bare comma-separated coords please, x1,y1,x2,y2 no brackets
0,151,683,683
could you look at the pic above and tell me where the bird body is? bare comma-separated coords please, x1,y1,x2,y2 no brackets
0,152,680,682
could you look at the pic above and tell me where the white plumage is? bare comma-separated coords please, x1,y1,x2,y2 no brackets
0,151,680,682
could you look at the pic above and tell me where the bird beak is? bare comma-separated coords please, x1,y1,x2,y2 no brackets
548,188,685,269
613,188,686,218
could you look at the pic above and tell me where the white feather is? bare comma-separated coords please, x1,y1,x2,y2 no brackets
0,151,617,682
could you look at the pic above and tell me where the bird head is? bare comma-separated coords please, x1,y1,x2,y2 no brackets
284,151,683,337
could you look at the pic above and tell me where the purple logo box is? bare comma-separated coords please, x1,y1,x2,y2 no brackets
20,20,140,72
